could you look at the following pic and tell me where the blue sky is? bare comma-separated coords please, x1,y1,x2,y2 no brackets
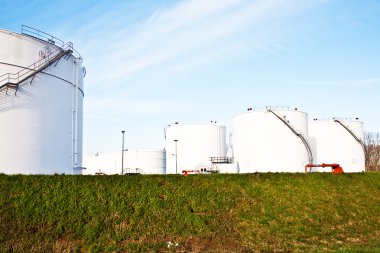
1,0,380,155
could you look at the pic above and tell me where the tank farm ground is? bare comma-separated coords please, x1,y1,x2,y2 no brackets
1,173,379,252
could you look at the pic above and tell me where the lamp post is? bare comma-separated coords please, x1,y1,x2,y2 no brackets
121,130,125,175
174,139,178,174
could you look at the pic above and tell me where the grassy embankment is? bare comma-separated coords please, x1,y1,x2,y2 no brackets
0,173,379,252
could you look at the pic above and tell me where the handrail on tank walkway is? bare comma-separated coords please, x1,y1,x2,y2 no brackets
21,25,65,48
0,43,74,94
21,25,82,60
210,157,234,164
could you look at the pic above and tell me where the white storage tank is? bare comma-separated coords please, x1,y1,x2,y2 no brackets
309,118,365,173
124,149,166,174
83,153,120,175
83,149,166,175
232,107,312,173
165,123,227,174
0,26,84,174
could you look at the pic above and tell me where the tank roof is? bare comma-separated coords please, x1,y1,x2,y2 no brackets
233,106,306,119
0,28,24,37
311,117,363,123
166,122,225,128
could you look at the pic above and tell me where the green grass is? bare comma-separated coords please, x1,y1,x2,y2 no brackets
0,173,379,252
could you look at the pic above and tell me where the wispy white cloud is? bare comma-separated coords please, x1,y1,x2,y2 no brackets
65,0,334,154
302,77,380,87
84,114,128,123
71,0,331,88
351,78,380,87
85,95,199,117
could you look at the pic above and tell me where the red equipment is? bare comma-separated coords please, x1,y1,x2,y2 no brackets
305,163,344,174
182,170,200,176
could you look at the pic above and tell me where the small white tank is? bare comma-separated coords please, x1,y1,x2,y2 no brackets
124,149,166,174
309,118,365,173
83,153,121,175
165,123,227,174
232,107,311,173
83,149,166,175
0,27,84,174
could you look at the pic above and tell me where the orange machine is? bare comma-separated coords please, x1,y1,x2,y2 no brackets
182,170,200,176
305,163,344,174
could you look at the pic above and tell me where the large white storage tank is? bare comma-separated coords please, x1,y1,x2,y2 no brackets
232,107,312,173
165,123,227,174
309,118,365,173
0,26,84,174
83,149,166,175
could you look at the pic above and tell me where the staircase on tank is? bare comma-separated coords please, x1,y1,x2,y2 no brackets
268,109,314,164
0,44,73,95
0,25,79,95
334,118,368,165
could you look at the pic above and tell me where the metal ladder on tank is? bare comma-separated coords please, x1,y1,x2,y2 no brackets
0,43,74,95
334,119,368,167
268,109,313,165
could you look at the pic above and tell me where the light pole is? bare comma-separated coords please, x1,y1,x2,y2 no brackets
174,139,178,174
121,130,125,175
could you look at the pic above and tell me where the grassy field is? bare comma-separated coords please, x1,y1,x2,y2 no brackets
0,173,379,252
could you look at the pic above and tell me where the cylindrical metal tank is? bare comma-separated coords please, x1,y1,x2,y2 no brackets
83,149,166,175
0,27,84,174
124,149,166,174
165,123,227,174
83,153,120,175
309,118,365,173
232,107,310,173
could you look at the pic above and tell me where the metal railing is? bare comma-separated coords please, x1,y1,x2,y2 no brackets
124,168,145,175
21,25,82,60
210,157,234,164
0,42,73,90
21,25,65,47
